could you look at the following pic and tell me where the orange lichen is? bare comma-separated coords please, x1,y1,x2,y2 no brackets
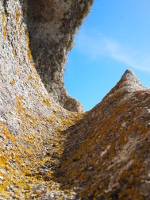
12,51,16,56
26,30,34,67
4,127,9,135
3,127,16,143
0,156,6,168
19,95,28,106
12,78,15,85
0,68,149,199
28,74,33,80
15,9,21,23
2,11,6,39
14,65,18,75
16,96,23,113
40,94,51,107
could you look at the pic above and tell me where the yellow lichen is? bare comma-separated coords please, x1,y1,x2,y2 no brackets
40,94,51,107
12,78,15,85
16,96,23,113
28,74,33,80
26,30,34,67
0,155,6,168
14,65,18,75
12,51,16,56
15,9,21,23
3,127,16,142
2,11,6,39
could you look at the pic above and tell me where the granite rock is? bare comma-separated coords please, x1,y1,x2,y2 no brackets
0,0,150,199
27,0,94,112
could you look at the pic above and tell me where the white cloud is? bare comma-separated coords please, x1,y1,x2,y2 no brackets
75,30,150,72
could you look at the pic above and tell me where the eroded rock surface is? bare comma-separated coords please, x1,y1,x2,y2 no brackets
28,0,94,112
0,0,150,199
54,70,150,199
0,0,83,198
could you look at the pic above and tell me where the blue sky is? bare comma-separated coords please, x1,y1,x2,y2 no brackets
64,0,150,111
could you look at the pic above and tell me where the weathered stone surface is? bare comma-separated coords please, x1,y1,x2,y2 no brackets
54,69,150,199
0,0,83,198
0,0,150,199
27,0,94,112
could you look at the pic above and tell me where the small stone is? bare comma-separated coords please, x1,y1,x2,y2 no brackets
122,122,126,128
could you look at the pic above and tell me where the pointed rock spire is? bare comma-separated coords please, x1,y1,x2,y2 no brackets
121,69,140,84
105,69,145,99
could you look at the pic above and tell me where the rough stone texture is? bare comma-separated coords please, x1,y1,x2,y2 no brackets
0,0,83,198
0,0,150,199
27,0,94,112
54,70,150,199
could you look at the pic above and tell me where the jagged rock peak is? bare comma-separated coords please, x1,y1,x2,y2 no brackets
102,69,147,103
118,69,145,92
121,69,141,84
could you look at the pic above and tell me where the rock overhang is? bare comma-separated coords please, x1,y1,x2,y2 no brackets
27,0,94,112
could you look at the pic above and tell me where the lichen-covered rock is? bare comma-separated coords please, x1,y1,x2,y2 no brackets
0,0,83,198
28,0,94,112
0,0,150,199
54,70,150,199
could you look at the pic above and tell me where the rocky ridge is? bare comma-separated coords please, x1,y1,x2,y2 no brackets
0,0,150,199
54,69,150,199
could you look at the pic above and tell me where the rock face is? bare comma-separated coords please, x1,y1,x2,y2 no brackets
28,0,94,112
0,0,150,199
54,69,150,199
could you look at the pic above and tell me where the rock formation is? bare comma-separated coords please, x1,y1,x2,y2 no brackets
28,0,94,112
0,0,150,199
54,69,150,199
